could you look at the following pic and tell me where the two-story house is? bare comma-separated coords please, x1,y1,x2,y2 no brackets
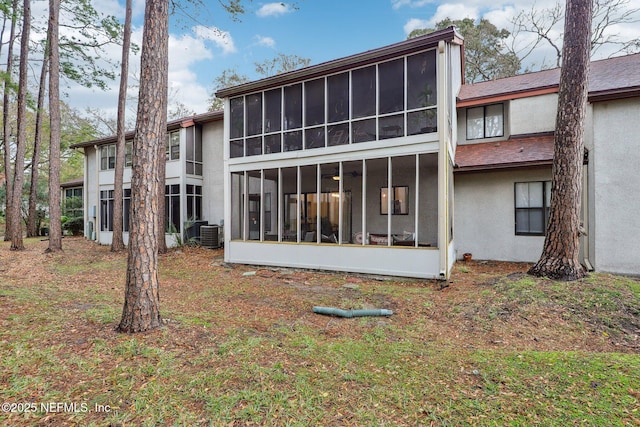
72,30,640,278
454,53,640,276
215,27,463,279
71,110,224,246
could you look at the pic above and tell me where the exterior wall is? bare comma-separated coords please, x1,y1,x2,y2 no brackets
82,118,224,247
226,241,442,279
202,121,225,225
456,93,558,145
84,146,98,239
454,168,552,262
509,94,557,136
591,97,640,275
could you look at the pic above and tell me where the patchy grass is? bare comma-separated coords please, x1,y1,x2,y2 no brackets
0,238,639,426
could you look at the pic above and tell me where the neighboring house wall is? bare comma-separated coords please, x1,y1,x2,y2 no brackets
74,113,224,247
454,168,551,262
592,97,640,275
85,146,98,239
509,94,557,136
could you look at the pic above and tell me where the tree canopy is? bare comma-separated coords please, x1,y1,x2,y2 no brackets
409,18,521,83
208,54,311,111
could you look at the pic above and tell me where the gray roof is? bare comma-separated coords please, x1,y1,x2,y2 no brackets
458,53,640,104
70,110,223,149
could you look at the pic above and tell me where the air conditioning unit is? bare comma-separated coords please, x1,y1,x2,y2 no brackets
200,225,220,249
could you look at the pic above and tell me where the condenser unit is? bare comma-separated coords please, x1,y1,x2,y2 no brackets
200,225,221,249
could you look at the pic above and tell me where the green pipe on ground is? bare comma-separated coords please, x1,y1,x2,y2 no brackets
312,306,394,318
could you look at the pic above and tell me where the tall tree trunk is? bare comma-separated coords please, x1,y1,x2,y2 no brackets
27,52,49,238
111,0,132,252
528,0,592,281
117,0,168,333
3,0,19,242
46,0,62,252
9,0,31,251
157,133,167,254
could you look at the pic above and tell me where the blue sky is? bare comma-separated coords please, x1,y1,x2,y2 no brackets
20,0,640,123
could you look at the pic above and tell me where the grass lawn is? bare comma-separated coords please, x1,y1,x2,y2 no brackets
1,237,639,426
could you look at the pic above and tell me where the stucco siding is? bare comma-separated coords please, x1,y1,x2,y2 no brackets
85,147,98,239
454,168,551,262
202,121,225,225
592,98,640,275
509,94,557,136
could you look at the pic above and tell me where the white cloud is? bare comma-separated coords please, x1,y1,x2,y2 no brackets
391,0,432,10
193,25,237,55
403,3,477,35
430,3,478,24
404,18,431,35
255,35,276,48
256,2,293,17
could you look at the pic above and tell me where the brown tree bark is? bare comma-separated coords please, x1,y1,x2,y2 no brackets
9,0,31,251
528,0,593,281
46,0,62,253
2,0,18,242
157,134,167,255
111,0,132,253
117,0,168,333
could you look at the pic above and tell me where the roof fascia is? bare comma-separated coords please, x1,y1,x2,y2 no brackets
457,86,558,108
216,27,459,99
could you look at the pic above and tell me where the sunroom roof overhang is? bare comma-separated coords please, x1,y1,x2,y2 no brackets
216,26,463,99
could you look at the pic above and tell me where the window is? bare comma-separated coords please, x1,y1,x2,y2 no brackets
165,184,181,233
467,104,504,140
230,154,441,248
515,181,552,235
100,189,132,232
381,186,409,215
166,130,180,161
100,145,116,170
125,141,133,167
100,190,114,231
100,142,132,170
123,189,131,232
185,126,203,175
228,49,438,157
63,188,83,218
186,184,202,221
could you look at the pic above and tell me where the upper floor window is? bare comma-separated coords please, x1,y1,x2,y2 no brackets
185,125,203,175
100,145,115,170
100,141,132,170
467,104,504,140
166,130,180,161
515,181,551,236
125,141,132,167
228,49,437,158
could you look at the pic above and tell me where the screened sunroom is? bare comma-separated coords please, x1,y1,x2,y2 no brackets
217,27,462,278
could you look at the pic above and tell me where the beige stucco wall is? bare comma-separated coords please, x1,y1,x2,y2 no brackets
457,93,558,144
454,168,552,262
509,94,557,136
591,97,640,275
84,146,98,239
202,121,225,226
